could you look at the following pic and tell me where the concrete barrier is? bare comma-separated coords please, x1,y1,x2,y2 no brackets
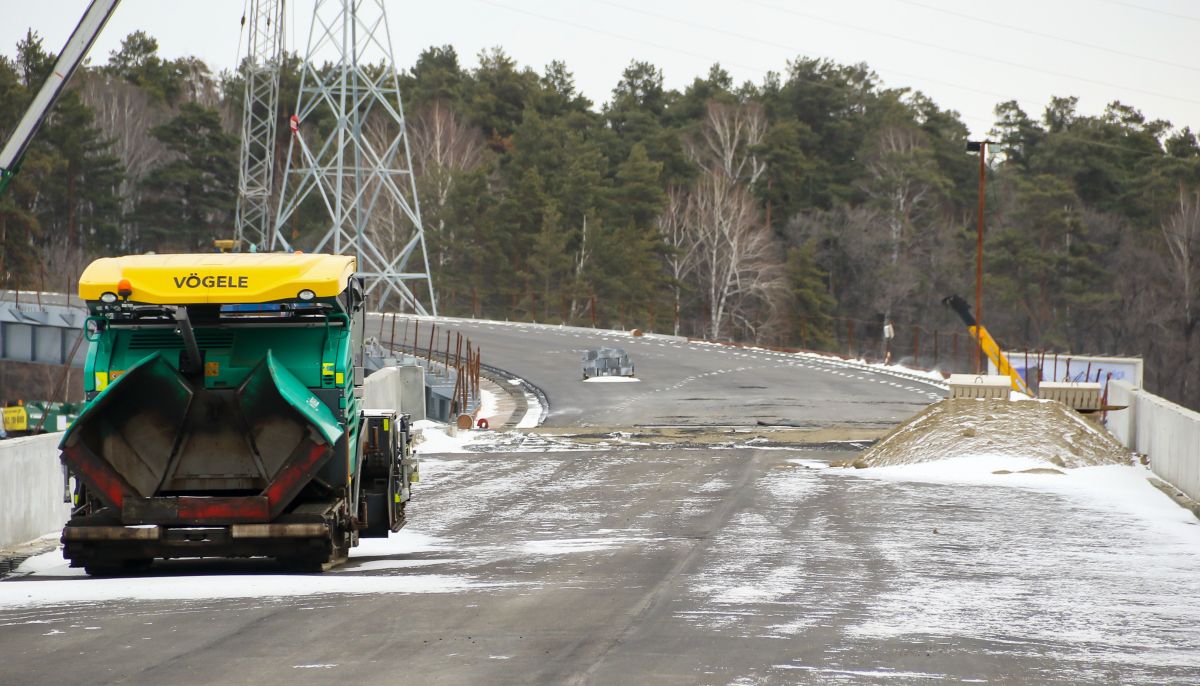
1107,380,1200,502
362,364,426,420
0,433,69,548
947,374,1011,400
1038,381,1102,410
1106,381,1137,447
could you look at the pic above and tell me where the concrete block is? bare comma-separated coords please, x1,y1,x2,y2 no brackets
362,365,428,422
397,365,426,421
947,374,1011,400
1105,380,1137,447
362,366,402,411
1038,381,1102,410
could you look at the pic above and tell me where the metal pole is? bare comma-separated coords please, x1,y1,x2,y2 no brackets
975,141,987,374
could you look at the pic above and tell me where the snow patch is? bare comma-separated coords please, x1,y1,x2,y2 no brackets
582,376,640,383
0,572,496,608
477,389,499,422
515,390,542,428
520,537,632,555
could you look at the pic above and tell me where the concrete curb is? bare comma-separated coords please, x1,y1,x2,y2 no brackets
476,366,528,431
0,538,60,578
479,360,549,428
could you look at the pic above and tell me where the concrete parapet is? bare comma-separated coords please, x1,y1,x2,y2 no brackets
0,433,69,548
1107,380,1200,504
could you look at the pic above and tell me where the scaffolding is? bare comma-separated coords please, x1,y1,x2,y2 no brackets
233,0,284,252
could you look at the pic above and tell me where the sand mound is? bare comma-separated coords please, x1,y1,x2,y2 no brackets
855,398,1133,469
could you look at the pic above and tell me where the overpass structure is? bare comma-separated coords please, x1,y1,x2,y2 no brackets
0,298,86,367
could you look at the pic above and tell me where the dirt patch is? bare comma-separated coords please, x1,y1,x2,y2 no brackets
525,425,888,447
855,398,1133,468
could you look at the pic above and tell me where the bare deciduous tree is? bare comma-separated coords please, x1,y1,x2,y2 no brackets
686,101,767,185
689,172,784,340
408,100,486,268
1159,185,1200,403
78,72,172,250
860,124,946,355
656,186,697,335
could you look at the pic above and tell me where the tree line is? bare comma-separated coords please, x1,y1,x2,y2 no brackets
1,31,1197,409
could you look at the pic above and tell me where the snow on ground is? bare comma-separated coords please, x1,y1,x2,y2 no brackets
837,458,1200,677
0,529,506,608
514,390,543,428
519,538,633,555
477,388,498,421
677,450,1200,681
412,420,486,454
0,571,492,608
845,458,1196,530
582,376,640,383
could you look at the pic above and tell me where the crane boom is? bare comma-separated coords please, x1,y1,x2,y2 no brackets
942,294,1033,396
0,0,120,195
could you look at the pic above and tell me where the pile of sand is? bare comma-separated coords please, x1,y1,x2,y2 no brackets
853,398,1134,469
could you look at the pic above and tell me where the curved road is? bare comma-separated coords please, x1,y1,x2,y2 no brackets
378,316,943,429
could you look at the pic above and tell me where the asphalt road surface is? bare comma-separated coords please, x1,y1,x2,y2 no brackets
3,314,1199,684
372,316,944,428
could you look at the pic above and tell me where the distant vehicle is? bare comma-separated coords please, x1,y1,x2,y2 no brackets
582,347,635,380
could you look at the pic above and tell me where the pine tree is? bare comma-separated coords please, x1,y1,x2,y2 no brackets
785,244,836,350
135,103,237,251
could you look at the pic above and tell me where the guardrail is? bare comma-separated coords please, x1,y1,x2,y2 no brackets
1107,381,1200,502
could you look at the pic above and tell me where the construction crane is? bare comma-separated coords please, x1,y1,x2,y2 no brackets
0,0,120,196
942,294,1033,396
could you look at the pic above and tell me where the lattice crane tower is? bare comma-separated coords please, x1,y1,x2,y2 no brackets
234,0,284,252
272,0,436,315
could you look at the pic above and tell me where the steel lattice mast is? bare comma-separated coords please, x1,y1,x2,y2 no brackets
234,0,284,252
271,0,436,315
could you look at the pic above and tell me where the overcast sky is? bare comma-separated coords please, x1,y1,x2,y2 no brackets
4,0,1198,138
